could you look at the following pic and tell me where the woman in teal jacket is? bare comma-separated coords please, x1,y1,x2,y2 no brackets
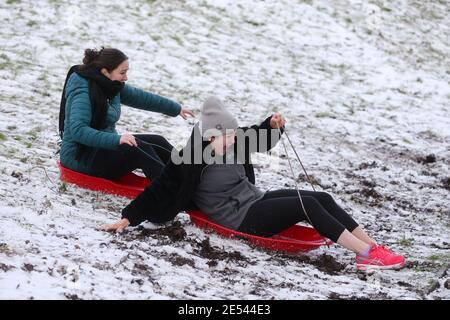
59,47,194,180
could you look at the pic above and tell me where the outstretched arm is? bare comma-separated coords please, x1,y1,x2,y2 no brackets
102,159,183,233
120,84,196,119
237,112,286,154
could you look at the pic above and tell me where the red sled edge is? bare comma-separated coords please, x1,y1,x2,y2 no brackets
188,210,331,252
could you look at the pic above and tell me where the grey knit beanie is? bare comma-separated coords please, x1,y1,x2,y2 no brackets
200,96,239,139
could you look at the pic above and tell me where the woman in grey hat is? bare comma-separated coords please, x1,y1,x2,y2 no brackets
103,96,405,271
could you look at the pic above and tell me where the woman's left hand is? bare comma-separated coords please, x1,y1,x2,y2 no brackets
179,107,195,120
270,112,286,129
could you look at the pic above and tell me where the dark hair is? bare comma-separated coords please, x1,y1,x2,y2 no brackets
81,47,128,72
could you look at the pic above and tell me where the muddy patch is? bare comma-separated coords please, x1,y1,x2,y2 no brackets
441,177,450,191
0,243,15,256
417,154,437,164
356,161,379,170
22,263,35,272
277,253,346,275
328,292,369,300
134,221,187,242
167,253,195,268
444,279,450,290
330,291,390,300
132,262,153,277
406,260,444,273
361,179,377,188
112,221,188,248
11,170,23,180
396,281,414,289
314,254,347,275
64,293,81,300
0,263,15,272
92,261,114,272
360,187,383,200
194,238,250,267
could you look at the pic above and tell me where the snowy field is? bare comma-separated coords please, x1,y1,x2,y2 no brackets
0,0,449,299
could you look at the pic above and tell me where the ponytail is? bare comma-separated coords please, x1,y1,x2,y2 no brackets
80,47,128,72
82,48,101,65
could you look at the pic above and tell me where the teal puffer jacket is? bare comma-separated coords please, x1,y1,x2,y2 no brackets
60,73,181,174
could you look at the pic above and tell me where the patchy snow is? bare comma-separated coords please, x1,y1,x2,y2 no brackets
0,0,449,300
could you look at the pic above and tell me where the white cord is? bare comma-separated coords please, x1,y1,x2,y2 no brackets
277,127,314,226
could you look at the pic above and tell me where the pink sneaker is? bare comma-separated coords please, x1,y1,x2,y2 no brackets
356,245,405,271
377,245,396,255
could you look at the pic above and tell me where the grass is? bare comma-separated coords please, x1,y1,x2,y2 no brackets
171,35,183,46
59,182,67,193
0,133,7,141
42,199,52,209
315,111,335,118
414,265,429,273
346,106,355,115
403,138,412,144
419,129,439,140
244,20,264,27
37,74,48,81
399,237,414,247
27,130,38,141
426,279,440,294
150,34,162,42
427,254,450,262
26,20,38,28
0,54,10,70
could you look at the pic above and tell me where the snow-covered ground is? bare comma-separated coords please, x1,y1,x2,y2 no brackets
0,0,449,299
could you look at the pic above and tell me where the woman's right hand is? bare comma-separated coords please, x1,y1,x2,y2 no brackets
179,107,195,120
102,218,130,233
119,133,137,147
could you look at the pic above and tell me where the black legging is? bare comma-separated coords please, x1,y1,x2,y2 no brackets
89,134,173,181
238,189,359,243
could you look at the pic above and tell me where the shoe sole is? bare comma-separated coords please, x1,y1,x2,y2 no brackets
357,262,405,272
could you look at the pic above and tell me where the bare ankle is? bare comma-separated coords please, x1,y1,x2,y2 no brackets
357,243,372,256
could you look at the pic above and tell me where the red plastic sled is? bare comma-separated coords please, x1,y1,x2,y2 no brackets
58,161,332,252
58,161,150,199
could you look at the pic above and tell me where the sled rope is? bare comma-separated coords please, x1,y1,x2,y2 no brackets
134,146,166,167
277,127,315,227
284,130,316,192
135,137,173,154
134,137,171,167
